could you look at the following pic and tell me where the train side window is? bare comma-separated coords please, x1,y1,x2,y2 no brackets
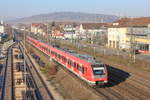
85,68,87,73
60,55,63,61
68,60,71,65
56,53,58,57
64,57,67,62
62,56,64,61
63,56,65,61
71,61,74,67
74,62,77,68
79,66,82,72
61,56,64,61
55,53,58,59
49,49,51,54
58,54,60,59
77,64,84,73
77,64,79,70
51,51,54,56
54,52,56,56
82,67,84,73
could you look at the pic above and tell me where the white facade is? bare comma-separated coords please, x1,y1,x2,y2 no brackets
31,26,38,34
0,20,5,34
64,33,76,39
108,26,149,49
37,28,46,36
0,20,4,33
108,27,127,48
76,24,107,39
64,24,77,39
0,25,4,33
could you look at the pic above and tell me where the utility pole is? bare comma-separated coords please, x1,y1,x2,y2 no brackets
71,24,74,44
117,34,120,56
46,23,50,44
23,28,27,94
129,18,136,63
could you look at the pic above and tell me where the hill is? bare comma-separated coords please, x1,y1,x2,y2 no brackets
7,12,118,24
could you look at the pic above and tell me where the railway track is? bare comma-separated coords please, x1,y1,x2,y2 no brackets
0,44,15,100
19,42,55,100
108,66,150,89
129,75,150,89
108,70,150,100
0,42,55,100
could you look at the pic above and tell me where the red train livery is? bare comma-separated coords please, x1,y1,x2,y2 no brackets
27,36,108,86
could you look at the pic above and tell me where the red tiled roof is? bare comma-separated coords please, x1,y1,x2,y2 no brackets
112,17,150,27
31,23,40,27
31,23,47,29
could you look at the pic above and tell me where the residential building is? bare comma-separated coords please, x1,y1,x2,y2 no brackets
108,27,127,48
31,23,40,34
31,23,47,36
108,17,150,53
63,24,76,39
51,26,64,39
37,24,47,36
0,20,4,34
77,23,109,44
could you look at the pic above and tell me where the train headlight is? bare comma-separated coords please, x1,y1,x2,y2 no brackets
104,80,107,83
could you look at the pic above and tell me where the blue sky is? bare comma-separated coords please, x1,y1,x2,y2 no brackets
0,0,150,20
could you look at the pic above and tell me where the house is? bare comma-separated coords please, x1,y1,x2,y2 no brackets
37,24,47,36
31,23,47,36
31,23,40,34
51,26,64,39
77,23,110,44
108,17,150,53
63,24,77,39
0,20,4,34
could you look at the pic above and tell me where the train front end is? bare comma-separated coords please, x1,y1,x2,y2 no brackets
91,63,108,86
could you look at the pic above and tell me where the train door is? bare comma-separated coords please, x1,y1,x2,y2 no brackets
62,56,66,65
67,59,72,69
75,63,80,73
48,48,51,55
57,54,61,62
83,66,87,78
79,64,86,77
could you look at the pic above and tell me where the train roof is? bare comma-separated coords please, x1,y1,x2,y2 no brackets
58,46,103,64
72,54,95,63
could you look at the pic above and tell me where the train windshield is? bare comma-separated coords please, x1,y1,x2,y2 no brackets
92,64,105,76
93,70,104,75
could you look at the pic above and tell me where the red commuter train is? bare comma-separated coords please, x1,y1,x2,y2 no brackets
27,36,108,86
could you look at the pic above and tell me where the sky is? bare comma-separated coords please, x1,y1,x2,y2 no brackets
0,0,150,20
